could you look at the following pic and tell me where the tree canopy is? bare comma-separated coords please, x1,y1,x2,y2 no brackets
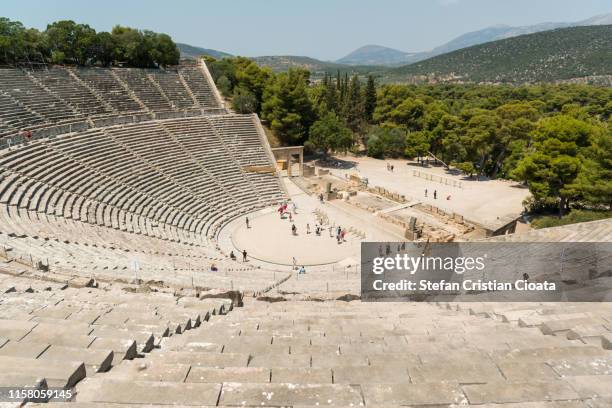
210,56,610,214
0,17,179,67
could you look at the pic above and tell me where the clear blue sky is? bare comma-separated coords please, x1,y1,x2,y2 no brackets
3,0,611,60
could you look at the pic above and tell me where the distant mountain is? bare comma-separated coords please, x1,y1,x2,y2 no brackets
339,12,612,66
386,25,612,84
579,12,612,25
177,43,232,59
252,55,346,72
336,45,421,66
250,55,383,79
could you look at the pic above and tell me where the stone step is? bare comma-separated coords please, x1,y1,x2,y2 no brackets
89,326,155,352
218,382,363,407
110,359,190,382
39,345,113,374
146,350,249,367
362,382,465,406
0,355,85,388
74,378,221,406
462,381,581,404
88,337,137,363
0,340,49,358
187,367,270,383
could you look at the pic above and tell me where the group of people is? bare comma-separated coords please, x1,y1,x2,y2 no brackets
424,188,451,200
386,163,395,172
335,225,347,244
229,249,248,262
292,257,306,274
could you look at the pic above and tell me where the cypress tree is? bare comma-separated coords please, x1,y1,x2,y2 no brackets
364,75,377,123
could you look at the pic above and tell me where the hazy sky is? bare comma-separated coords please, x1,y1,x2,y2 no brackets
3,0,611,60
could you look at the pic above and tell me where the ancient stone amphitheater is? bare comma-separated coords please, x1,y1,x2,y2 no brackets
0,60,611,407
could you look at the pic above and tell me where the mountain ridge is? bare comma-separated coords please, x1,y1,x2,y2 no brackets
337,12,612,66
385,25,612,84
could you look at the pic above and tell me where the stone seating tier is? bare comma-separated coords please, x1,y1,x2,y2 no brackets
0,62,224,142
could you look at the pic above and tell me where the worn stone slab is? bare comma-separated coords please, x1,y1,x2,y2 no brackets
564,375,612,398
519,313,593,327
219,382,363,406
249,353,310,368
367,352,420,367
67,310,102,324
362,382,466,406
222,342,289,355
187,367,270,383
541,318,606,335
0,341,49,358
89,327,154,352
311,354,368,368
477,402,588,408
339,342,388,355
334,366,409,384
28,404,216,408
491,346,605,363
463,381,581,404
75,378,221,405
497,362,560,381
32,308,73,320
410,359,503,384
111,360,190,382
20,331,94,348
39,345,113,373
0,319,37,340
548,355,612,377
30,321,94,336
151,351,249,368
0,355,85,388
0,374,47,404
271,368,332,383
160,339,224,353
587,398,612,408
88,337,137,361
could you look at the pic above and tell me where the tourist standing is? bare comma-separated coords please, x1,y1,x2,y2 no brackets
242,250,247,262
246,217,250,229
433,190,437,199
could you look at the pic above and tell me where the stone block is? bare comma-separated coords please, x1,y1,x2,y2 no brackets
39,345,113,373
362,382,465,406
75,378,221,406
187,367,270,383
219,383,362,407
463,381,580,404
0,355,85,388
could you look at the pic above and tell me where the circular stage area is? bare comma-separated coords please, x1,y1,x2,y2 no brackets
231,209,360,266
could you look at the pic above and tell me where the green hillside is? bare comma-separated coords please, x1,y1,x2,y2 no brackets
387,25,612,84
251,55,385,80
177,43,232,59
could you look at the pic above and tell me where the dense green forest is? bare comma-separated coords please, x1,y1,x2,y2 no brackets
387,25,612,84
208,56,611,216
0,17,179,67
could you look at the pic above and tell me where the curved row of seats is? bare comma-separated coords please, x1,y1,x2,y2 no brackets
0,63,223,140
0,115,284,247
